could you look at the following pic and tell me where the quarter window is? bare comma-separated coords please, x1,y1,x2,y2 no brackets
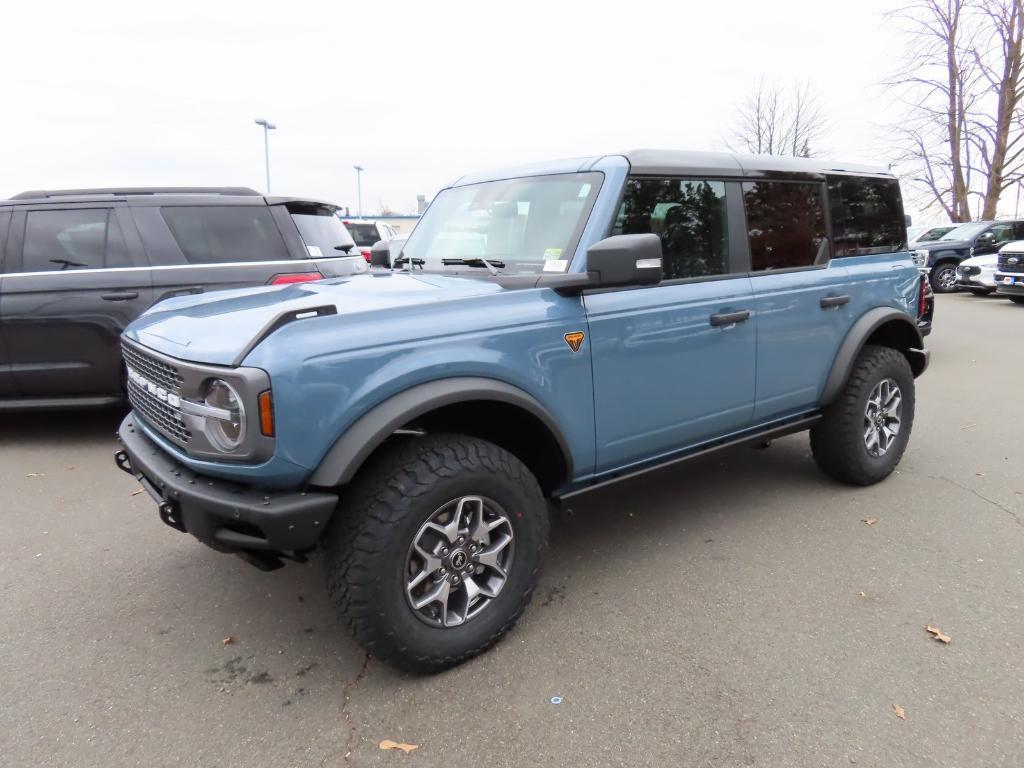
828,177,906,256
161,206,287,265
613,178,729,280
743,181,827,271
22,208,130,272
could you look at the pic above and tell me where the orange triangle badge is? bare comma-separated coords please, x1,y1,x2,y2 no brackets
564,331,585,353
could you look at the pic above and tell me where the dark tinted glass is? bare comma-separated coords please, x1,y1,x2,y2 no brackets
613,178,729,280
828,176,906,256
22,208,130,272
344,222,380,247
292,213,356,256
744,181,827,270
161,206,287,265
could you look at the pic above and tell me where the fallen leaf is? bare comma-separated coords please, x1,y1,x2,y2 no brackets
862,517,878,526
976,472,985,477
131,489,144,496
892,703,906,720
925,625,951,644
222,636,235,646
379,740,418,754
857,591,866,597
26,472,44,478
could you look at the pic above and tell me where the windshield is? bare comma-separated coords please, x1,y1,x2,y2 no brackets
344,221,381,247
916,226,954,242
399,172,602,274
291,211,356,257
940,222,989,241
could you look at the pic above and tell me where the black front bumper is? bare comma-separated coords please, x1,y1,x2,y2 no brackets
115,415,337,554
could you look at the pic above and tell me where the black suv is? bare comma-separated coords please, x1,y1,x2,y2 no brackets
915,219,1024,292
0,187,366,409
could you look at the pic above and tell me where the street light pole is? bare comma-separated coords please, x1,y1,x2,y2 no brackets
353,165,364,218
254,119,276,193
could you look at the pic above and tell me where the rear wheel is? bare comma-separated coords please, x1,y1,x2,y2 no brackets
930,263,958,293
322,433,548,673
811,345,915,486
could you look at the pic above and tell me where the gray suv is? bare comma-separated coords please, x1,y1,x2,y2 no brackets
0,187,366,409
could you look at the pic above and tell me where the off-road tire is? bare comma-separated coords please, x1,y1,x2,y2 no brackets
321,433,548,674
930,263,958,293
810,345,915,486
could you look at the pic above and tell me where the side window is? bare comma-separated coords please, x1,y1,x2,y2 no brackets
21,208,130,272
613,178,729,280
828,176,906,256
161,206,288,265
989,223,1014,243
743,181,827,271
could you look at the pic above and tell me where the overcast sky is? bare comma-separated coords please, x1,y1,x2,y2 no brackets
2,0,918,217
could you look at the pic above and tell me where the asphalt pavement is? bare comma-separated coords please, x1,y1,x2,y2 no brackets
2,293,1022,767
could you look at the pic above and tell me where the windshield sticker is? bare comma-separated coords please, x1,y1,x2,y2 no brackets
306,245,323,257
543,259,568,272
578,183,591,198
543,248,563,260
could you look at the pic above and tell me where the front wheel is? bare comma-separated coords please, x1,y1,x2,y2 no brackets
810,345,916,486
930,263,958,293
322,433,548,673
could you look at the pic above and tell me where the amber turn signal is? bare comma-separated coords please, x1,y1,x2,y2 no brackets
258,390,275,436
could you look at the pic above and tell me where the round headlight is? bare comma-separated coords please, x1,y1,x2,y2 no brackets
204,378,245,451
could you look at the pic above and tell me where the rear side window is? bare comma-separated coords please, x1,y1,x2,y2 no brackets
161,206,287,265
345,221,381,247
743,181,827,271
828,176,906,256
21,208,130,272
613,178,730,280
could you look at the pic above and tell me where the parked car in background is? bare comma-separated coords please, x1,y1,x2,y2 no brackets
115,150,930,672
909,225,957,246
0,187,366,410
994,240,1024,304
913,219,1024,293
341,218,399,262
954,252,1000,294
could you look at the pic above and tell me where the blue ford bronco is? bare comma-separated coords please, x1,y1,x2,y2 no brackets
115,150,932,672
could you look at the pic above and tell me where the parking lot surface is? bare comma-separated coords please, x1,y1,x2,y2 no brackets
2,293,1022,767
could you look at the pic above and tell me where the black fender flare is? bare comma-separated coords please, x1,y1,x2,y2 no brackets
927,250,964,268
818,308,925,407
307,377,573,488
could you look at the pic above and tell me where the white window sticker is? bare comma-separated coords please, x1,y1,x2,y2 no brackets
307,245,323,257
578,183,592,198
543,259,569,272
543,248,563,260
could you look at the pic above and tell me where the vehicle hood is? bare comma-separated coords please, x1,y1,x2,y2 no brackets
915,238,970,251
125,271,507,365
959,253,998,267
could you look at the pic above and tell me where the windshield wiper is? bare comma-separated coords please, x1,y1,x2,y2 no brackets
392,256,425,269
441,257,504,275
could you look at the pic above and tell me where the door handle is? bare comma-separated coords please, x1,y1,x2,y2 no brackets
163,287,204,299
820,295,850,309
101,291,139,301
709,310,751,327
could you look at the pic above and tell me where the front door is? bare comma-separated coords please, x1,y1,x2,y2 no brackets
0,211,14,397
585,177,757,475
1,205,152,398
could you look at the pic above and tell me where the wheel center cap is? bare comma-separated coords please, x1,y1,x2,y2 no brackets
450,550,468,569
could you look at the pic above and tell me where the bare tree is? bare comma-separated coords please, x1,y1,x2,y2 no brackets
889,0,1024,221
727,79,827,157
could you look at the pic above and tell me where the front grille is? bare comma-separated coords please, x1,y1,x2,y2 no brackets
122,342,191,445
122,343,184,391
997,253,1024,273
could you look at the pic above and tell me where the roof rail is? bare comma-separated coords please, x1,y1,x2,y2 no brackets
9,186,262,200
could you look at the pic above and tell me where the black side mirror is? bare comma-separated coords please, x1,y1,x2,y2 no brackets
586,234,664,287
370,240,391,267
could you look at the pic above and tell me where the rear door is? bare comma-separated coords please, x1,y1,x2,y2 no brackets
133,199,366,305
1,203,153,397
744,179,854,423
